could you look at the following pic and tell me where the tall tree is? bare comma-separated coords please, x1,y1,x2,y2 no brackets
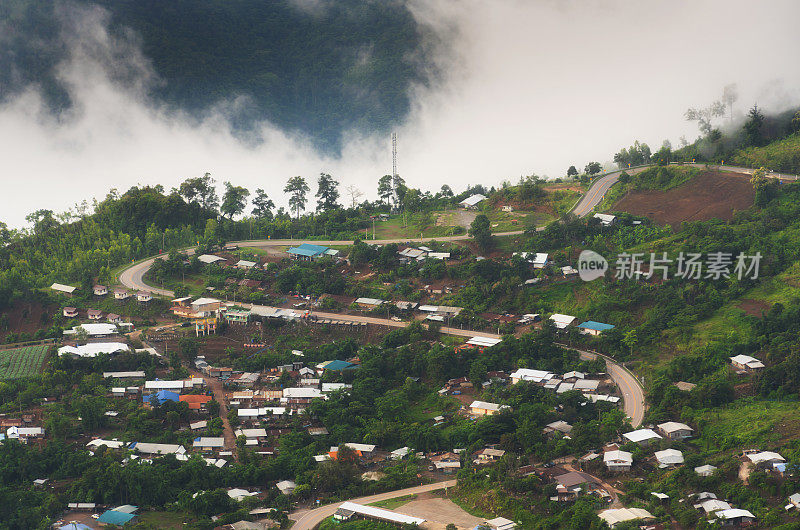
284,176,310,219
220,182,250,219
377,175,393,207
722,84,738,121
469,214,493,252
251,188,275,219
566,166,578,178
743,104,765,147
685,100,725,135
315,173,340,212
345,185,363,209
584,162,602,176
392,174,406,206
439,184,454,199
179,173,219,211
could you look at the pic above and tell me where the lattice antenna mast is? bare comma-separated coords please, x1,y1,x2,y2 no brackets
391,132,397,179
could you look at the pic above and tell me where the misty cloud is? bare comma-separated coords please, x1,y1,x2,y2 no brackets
2,0,800,228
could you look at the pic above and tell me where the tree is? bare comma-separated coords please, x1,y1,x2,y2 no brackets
377,175,393,207
622,329,638,356
392,174,406,206
722,84,738,121
284,176,310,218
743,104,765,147
469,214,493,251
345,185,363,209
315,173,340,212
792,111,800,133
750,167,768,190
179,173,219,211
220,182,250,219
207,399,220,417
251,188,275,219
566,166,578,178
685,100,725,135
584,162,602,176
439,184,454,199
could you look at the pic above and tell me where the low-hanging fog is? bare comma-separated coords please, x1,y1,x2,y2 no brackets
1,0,799,227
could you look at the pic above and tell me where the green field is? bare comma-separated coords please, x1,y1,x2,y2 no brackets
0,344,50,380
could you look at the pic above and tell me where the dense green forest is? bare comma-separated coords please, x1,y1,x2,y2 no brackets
0,0,433,151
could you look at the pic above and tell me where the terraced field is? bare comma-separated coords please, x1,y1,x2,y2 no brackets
0,344,50,380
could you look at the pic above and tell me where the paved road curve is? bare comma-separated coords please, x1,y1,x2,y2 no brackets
289,480,457,530
560,344,645,427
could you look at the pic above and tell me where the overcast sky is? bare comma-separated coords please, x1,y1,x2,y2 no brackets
1,0,799,227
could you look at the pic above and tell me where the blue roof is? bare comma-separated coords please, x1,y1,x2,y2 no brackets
145,390,180,403
323,360,357,371
288,243,329,257
98,510,136,525
578,321,615,331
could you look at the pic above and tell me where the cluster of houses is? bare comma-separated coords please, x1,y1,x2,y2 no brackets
600,423,695,473
52,281,152,325
0,416,45,445
508,368,619,402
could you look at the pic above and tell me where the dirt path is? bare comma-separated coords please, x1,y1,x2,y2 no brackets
190,368,236,456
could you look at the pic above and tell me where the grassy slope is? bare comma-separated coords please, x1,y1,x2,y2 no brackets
731,133,800,174
692,398,800,452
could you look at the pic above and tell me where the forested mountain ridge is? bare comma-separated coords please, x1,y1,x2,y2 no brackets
0,0,433,152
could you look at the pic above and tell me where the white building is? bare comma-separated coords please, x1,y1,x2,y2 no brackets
654,448,684,468
459,194,487,209
657,421,694,440
549,314,576,329
622,428,663,446
509,368,554,384
730,354,765,371
604,450,633,472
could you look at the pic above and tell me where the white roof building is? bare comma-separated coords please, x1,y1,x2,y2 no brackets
747,451,785,465
695,464,717,476
514,252,549,268
593,213,617,226
657,421,694,438
695,499,732,514
509,368,554,383
484,517,516,530
337,502,425,525
459,194,487,208
730,354,765,370
354,297,385,306
716,508,755,522
622,428,663,445
86,439,125,450
466,336,503,347
145,380,185,391
276,480,297,495
598,508,654,527
51,283,77,294
59,342,129,358
654,448,684,467
227,488,257,501
236,260,258,269
469,400,509,413
604,450,633,466
321,383,352,393
198,254,226,264
549,313,577,329
130,442,186,455
103,371,145,379
193,437,224,448
65,323,119,336
283,387,323,399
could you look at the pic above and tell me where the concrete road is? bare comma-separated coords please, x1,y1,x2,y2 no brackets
570,166,651,217
564,344,645,427
289,480,457,530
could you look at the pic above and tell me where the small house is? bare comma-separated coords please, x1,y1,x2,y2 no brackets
287,243,330,261
193,437,225,452
657,421,694,440
63,307,78,318
593,213,617,226
87,309,103,320
93,285,108,296
543,420,573,436
654,448,684,468
549,313,577,330
114,289,130,300
107,313,122,324
730,354,765,372
577,321,615,336
136,292,152,303
695,464,717,477
604,450,633,472
469,400,509,416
